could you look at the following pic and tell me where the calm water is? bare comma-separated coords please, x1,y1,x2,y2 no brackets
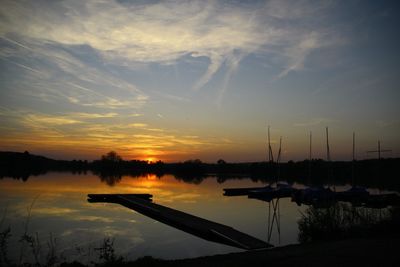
0,172,390,263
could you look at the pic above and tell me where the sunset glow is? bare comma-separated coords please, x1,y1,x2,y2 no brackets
0,1,399,162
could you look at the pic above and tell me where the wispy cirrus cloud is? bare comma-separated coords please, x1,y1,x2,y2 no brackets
0,0,341,91
0,34,148,111
0,0,352,161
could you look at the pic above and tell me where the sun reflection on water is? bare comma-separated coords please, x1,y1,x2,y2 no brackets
0,172,302,262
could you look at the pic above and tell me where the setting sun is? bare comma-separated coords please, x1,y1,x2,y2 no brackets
145,157,156,163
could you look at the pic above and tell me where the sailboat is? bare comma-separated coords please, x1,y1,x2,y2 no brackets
335,132,369,206
224,127,295,202
291,128,335,207
248,135,296,201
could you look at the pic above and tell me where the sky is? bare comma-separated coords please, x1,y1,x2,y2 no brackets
0,0,399,162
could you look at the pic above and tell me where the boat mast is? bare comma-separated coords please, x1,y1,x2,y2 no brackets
309,131,312,162
353,132,356,161
367,141,391,159
326,127,334,190
277,136,282,180
268,125,274,163
326,127,331,162
378,141,381,160
277,136,282,163
308,131,312,182
352,132,355,185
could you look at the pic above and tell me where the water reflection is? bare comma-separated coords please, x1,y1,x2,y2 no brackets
0,172,399,265
3,157,400,192
223,181,400,248
267,198,281,245
94,170,122,186
0,173,274,263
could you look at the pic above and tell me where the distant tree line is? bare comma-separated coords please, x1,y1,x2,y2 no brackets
1,151,399,190
0,151,89,181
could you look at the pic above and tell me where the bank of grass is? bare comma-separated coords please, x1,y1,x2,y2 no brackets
2,229,399,267
2,204,399,266
298,203,400,243
58,237,398,267
63,205,400,267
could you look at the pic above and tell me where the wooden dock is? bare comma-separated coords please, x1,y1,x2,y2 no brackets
224,184,296,202
88,194,272,250
223,186,270,196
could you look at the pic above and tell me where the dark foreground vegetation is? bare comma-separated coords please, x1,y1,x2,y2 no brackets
1,151,399,191
2,235,398,267
1,205,399,266
127,237,400,267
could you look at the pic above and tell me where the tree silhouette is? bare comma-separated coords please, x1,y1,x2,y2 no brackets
101,151,122,162
217,159,226,165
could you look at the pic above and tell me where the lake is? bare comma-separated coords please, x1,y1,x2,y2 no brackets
0,172,395,264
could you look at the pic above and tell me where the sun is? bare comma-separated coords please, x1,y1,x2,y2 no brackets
145,157,156,163
139,149,161,163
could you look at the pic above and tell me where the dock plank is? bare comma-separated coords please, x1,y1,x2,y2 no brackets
88,194,272,250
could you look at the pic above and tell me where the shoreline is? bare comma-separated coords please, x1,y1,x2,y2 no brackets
127,237,399,266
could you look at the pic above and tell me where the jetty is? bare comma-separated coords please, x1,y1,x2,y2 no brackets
88,194,272,250
223,185,400,208
223,186,270,196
